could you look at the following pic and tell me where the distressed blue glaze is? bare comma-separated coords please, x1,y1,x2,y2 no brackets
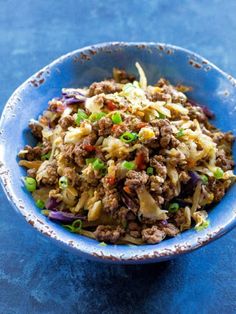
1,42,236,264
1,1,236,313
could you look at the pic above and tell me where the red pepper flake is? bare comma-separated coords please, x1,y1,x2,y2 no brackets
106,100,117,111
123,186,132,194
83,144,96,152
135,152,146,170
107,176,116,185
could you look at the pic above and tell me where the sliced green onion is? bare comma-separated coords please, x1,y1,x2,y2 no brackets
147,167,154,175
214,167,224,179
92,158,105,171
86,158,96,165
63,219,82,233
41,209,49,216
59,176,68,189
72,219,82,231
195,220,210,231
176,128,184,138
89,112,106,122
120,132,138,143
36,199,45,209
24,177,37,192
99,242,107,246
111,112,122,124
200,174,208,185
122,160,136,170
158,112,166,119
76,109,88,125
41,151,51,161
168,202,180,213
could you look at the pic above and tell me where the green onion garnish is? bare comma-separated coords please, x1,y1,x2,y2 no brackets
214,167,224,179
120,132,138,143
176,128,184,138
24,177,37,192
99,242,107,246
147,167,154,175
35,199,45,209
200,174,208,185
195,220,210,231
76,109,88,125
111,112,122,124
86,158,96,165
168,202,180,213
92,158,105,171
63,219,82,233
59,176,68,189
122,160,136,170
41,151,51,161
158,112,166,119
89,112,106,122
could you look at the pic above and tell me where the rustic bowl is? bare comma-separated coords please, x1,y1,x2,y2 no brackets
1,42,236,263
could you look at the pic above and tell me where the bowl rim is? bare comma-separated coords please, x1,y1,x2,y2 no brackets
1,41,236,264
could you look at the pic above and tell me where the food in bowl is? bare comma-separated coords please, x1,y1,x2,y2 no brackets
18,62,235,245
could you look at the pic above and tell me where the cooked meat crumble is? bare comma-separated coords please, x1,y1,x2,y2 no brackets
18,63,235,245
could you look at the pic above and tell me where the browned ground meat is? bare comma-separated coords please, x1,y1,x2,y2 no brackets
150,155,167,178
216,150,234,171
41,140,52,155
38,160,58,185
136,146,150,164
128,222,141,238
59,115,75,129
112,123,129,137
125,170,149,190
94,225,124,243
149,175,163,194
98,117,113,136
29,122,43,139
22,145,42,161
73,143,88,167
161,223,180,237
208,177,231,202
103,188,119,213
62,167,78,186
88,80,122,96
27,168,37,178
113,68,135,84
142,226,166,244
159,119,173,148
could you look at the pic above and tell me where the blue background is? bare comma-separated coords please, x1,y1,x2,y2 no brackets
0,1,236,313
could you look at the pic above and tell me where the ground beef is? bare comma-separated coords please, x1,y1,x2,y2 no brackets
59,115,75,129
61,143,74,161
41,140,52,155
98,117,113,136
37,160,58,185
23,145,42,161
159,120,173,148
150,155,167,178
62,167,78,186
103,188,119,213
142,226,166,244
125,170,149,191
161,223,180,237
113,68,136,84
162,180,178,201
94,225,124,243
208,177,231,202
112,124,129,137
128,222,141,238
88,80,122,96
216,150,234,171
73,143,88,167
149,175,163,194
27,168,37,179
29,122,43,139
186,103,207,123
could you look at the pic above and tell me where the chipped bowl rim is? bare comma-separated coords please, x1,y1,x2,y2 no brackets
1,42,236,264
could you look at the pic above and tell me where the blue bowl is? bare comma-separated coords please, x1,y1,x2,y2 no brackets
1,42,236,264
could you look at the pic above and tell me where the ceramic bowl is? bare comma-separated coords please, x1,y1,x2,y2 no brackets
1,42,236,264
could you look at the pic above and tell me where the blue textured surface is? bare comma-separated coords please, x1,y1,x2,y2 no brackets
0,0,236,313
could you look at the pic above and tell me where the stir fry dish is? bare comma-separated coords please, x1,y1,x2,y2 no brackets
18,63,235,244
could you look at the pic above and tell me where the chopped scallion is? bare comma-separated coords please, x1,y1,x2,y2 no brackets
35,199,45,209
24,177,37,192
122,160,136,170
168,202,179,213
146,167,154,175
120,132,138,143
214,167,224,179
89,112,106,122
111,112,122,124
176,128,184,138
76,109,88,125
59,176,68,189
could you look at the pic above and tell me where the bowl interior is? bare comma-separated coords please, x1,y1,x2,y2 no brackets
1,42,236,263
